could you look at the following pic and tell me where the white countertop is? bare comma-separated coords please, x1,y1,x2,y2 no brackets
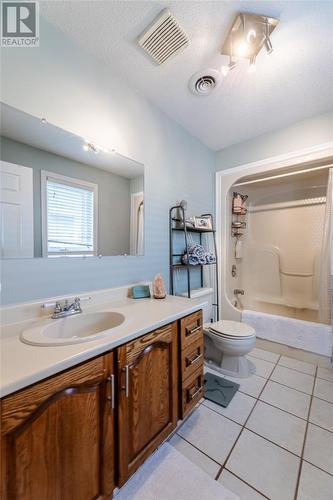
0,294,206,398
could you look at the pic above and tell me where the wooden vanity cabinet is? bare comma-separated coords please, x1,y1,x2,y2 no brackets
179,310,204,417
0,353,116,500
0,310,203,499
117,321,178,485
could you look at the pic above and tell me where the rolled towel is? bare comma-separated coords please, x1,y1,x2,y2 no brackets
205,253,216,264
189,244,205,257
182,253,199,265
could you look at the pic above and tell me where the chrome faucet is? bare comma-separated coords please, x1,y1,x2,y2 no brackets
42,296,91,319
234,289,245,296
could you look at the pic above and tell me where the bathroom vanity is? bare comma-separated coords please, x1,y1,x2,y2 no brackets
0,294,204,499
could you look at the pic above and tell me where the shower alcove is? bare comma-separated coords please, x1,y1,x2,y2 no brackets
216,145,333,358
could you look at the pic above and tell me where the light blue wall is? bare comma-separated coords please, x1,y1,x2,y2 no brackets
216,111,333,171
0,18,215,304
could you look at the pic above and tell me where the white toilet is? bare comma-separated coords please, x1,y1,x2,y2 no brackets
204,320,256,378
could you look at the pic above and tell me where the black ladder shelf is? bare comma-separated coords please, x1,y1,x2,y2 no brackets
169,205,220,321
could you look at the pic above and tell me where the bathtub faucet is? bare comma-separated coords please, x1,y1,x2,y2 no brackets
234,289,245,296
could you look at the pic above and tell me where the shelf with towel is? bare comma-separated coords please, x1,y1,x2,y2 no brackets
169,205,219,321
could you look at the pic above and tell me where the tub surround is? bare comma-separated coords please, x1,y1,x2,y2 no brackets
0,284,206,397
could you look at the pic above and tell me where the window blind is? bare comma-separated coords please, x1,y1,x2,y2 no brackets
46,179,95,255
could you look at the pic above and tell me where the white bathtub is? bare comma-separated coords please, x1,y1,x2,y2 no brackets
242,309,332,357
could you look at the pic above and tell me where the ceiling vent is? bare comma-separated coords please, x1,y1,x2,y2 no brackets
189,69,222,96
138,9,190,65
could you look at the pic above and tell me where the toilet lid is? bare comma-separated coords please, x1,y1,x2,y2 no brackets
206,320,255,338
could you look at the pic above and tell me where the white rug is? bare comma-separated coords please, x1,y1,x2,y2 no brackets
115,442,238,500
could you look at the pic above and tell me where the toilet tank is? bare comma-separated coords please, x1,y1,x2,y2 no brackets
180,287,214,323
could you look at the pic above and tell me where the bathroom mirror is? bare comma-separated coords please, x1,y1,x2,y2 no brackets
0,103,145,259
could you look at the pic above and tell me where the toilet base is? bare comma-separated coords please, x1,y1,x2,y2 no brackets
205,335,256,378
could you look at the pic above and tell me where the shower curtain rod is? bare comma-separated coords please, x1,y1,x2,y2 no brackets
233,163,333,187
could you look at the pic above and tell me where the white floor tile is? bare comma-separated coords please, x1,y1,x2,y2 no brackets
297,461,333,500
309,397,333,432
249,347,280,364
247,356,275,378
177,405,241,464
260,380,311,419
246,401,307,455
116,443,238,500
278,356,316,376
226,429,300,500
314,378,333,403
203,392,256,425
271,365,314,394
304,424,333,474
169,434,220,478
317,366,333,383
224,374,267,398
219,469,266,499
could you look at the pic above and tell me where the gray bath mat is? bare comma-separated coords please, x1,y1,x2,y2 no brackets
204,372,240,408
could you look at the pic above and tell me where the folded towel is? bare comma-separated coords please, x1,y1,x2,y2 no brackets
182,245,216,266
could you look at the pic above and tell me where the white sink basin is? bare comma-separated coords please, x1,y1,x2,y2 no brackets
21,311,125,346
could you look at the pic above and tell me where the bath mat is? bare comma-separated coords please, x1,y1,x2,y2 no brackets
204,372,239,408
115,442,238,500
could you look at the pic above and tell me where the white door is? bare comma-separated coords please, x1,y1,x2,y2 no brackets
0,161,34,258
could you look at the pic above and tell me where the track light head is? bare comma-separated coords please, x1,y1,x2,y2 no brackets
264,35,273,54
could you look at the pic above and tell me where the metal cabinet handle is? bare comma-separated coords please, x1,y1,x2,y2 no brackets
106,374,115,409
186,353,203,366
189,385,203,400
122,365,129,398
186,325,202,337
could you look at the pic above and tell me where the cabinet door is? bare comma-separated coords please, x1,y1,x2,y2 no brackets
117,322,178,484
1,353,115,500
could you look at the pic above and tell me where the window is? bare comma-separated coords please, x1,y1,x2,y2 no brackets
41,171,98,256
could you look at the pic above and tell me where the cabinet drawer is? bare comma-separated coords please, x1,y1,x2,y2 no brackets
181,366,204,418
180,310,203,350
181,336,204,382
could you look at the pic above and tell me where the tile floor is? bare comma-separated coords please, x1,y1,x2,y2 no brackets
169,348,333,500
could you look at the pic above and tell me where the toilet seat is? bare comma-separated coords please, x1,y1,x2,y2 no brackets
205,320,255,340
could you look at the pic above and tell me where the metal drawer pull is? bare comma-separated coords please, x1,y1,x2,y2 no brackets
186,353,203,366
186,325,202,336
189,385,203,400
106,374,115,409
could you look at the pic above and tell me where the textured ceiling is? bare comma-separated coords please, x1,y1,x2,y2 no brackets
41,1,333,151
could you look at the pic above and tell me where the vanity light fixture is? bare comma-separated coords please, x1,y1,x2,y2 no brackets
221,12,278,77
41,118,47,124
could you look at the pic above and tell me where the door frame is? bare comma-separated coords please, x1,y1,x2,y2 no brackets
215,141,333,321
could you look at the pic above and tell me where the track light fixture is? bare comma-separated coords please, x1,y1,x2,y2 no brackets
221,12,278,77
248,55,256,73
221,55,237,76
264,19,273,54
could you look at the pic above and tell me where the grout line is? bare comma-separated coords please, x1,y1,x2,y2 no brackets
293,365,318,500
316,375,333,384
301,458,333,478
199,355,331,499
223,468,271,499
243,427,303,459
268,378,314,397
175,433,222,467
214,366,274,483
246,352,280,364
